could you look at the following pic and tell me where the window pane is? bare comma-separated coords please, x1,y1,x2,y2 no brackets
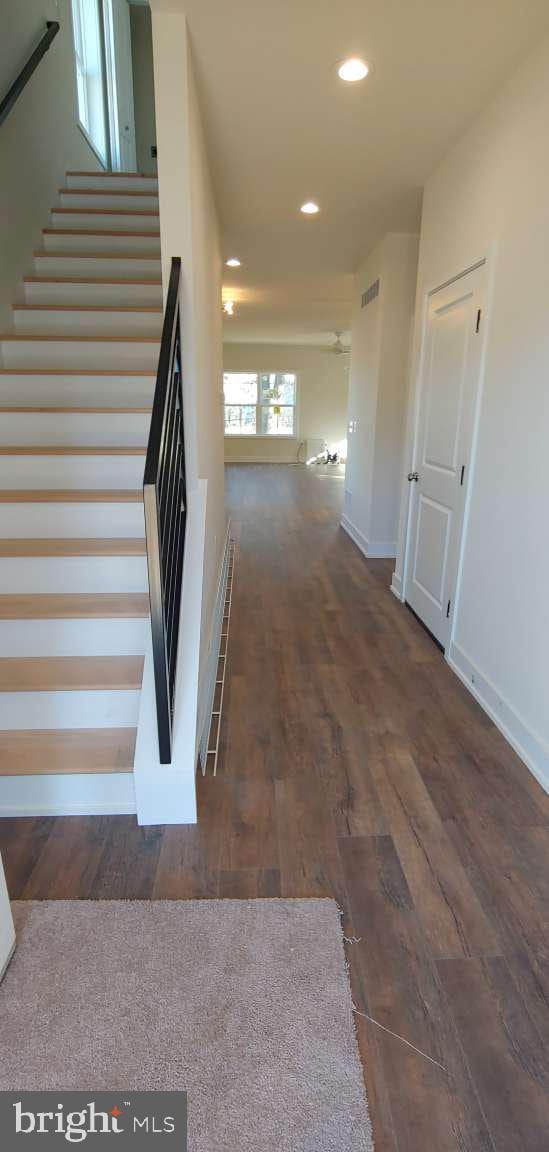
71,0,107,162
223,373,258,404
225,405,257,435
259,373,296,405
260,406,295,436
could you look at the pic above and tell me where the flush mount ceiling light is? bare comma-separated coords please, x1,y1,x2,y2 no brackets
223,299,236,316
300,201,320,215
226,258,241,267
338,57,369,82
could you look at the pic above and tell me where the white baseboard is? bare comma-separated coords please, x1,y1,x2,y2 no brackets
225,457,301,465
0,772,136,817
447,641,549,794
340,514,397,560
197,519,231,770
390,571,403,600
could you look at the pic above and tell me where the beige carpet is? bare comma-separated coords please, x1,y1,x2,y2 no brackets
0,899,372,1151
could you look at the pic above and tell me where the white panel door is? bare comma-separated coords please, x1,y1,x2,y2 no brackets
0,852,15,982
406,263,486,648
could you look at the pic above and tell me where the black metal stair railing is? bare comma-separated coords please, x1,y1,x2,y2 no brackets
143,257,187,763
0,22,60,128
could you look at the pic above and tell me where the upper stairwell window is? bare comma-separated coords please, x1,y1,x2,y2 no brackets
71,0,108,164
224,373,297,437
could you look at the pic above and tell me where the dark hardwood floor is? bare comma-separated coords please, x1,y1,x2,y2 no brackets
1,463,548,1151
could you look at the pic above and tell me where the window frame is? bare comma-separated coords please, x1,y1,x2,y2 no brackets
223,371,299,439
70,0,110,168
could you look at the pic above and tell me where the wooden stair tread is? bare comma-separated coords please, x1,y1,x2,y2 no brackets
0,656,144,692
60,187,158,198
0,446,146,455
54,207,159,216
0,490,142,502
13,304,162,313
24,276,162,285
34,251,161,260
0,538,146,556
0,727,136,775
66,170,156,178
0,369,155,376
0,594,149,619
0,407,152,413
0,333,160,342
43,229,161,238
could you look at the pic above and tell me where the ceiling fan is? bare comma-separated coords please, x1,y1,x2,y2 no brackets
325,330,351,356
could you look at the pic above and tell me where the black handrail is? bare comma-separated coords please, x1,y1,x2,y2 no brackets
143,257,187,764
0,21,60,129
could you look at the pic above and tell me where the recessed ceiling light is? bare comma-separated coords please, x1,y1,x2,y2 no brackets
300,201,320,215
226,258,241,267
338,57,369,82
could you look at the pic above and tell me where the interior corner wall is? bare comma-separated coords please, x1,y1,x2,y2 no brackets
129,3,157,175
150,1,226,686
0,0,102,329
394,32,549,790
222,343,349,464
344,233,418,558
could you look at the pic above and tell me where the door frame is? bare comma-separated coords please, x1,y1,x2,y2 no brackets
402,252,493,656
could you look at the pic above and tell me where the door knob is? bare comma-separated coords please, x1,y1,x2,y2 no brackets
408,471,419,482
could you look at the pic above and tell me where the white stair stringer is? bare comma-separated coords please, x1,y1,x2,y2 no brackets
0,167,169,818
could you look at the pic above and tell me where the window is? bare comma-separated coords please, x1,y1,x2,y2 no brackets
71,0,108,164
223,372,297,437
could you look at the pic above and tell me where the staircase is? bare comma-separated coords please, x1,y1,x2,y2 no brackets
0,169,161,816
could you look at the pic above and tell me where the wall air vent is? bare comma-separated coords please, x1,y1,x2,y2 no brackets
361,278,380,309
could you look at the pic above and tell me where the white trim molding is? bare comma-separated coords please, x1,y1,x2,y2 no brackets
448,641,549,794
390,571,403,601
341,514,397,560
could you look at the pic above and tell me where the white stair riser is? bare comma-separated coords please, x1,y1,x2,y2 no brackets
0,689,140,730
0,412,150,447
0,773,136,817
43,232,161,254
0,455,145,488
34,255,162,279
0,374,155,409
0,617,148,657
0,556,148,594
13,309,162,337
52,211,159,233
0,501,144,538
59,191,159,211
23,281,162,307
0,338,160,370
67,173,157,193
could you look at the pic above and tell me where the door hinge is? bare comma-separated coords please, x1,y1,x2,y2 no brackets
460,464,465,486
446,599,451,618
475,308,482,333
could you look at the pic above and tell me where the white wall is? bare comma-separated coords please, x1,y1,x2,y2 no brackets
394,33,549,790
151,0,225,723
344,233,418,557
223,343,349,463
0,0,101,326
129,3,157,174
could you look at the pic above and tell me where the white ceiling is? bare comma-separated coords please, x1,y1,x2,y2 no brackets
178,0,549,345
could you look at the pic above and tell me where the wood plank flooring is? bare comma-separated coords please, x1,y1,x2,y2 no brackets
1,463,548,1151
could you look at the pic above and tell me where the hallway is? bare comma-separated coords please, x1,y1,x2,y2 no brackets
1,463,548,1151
